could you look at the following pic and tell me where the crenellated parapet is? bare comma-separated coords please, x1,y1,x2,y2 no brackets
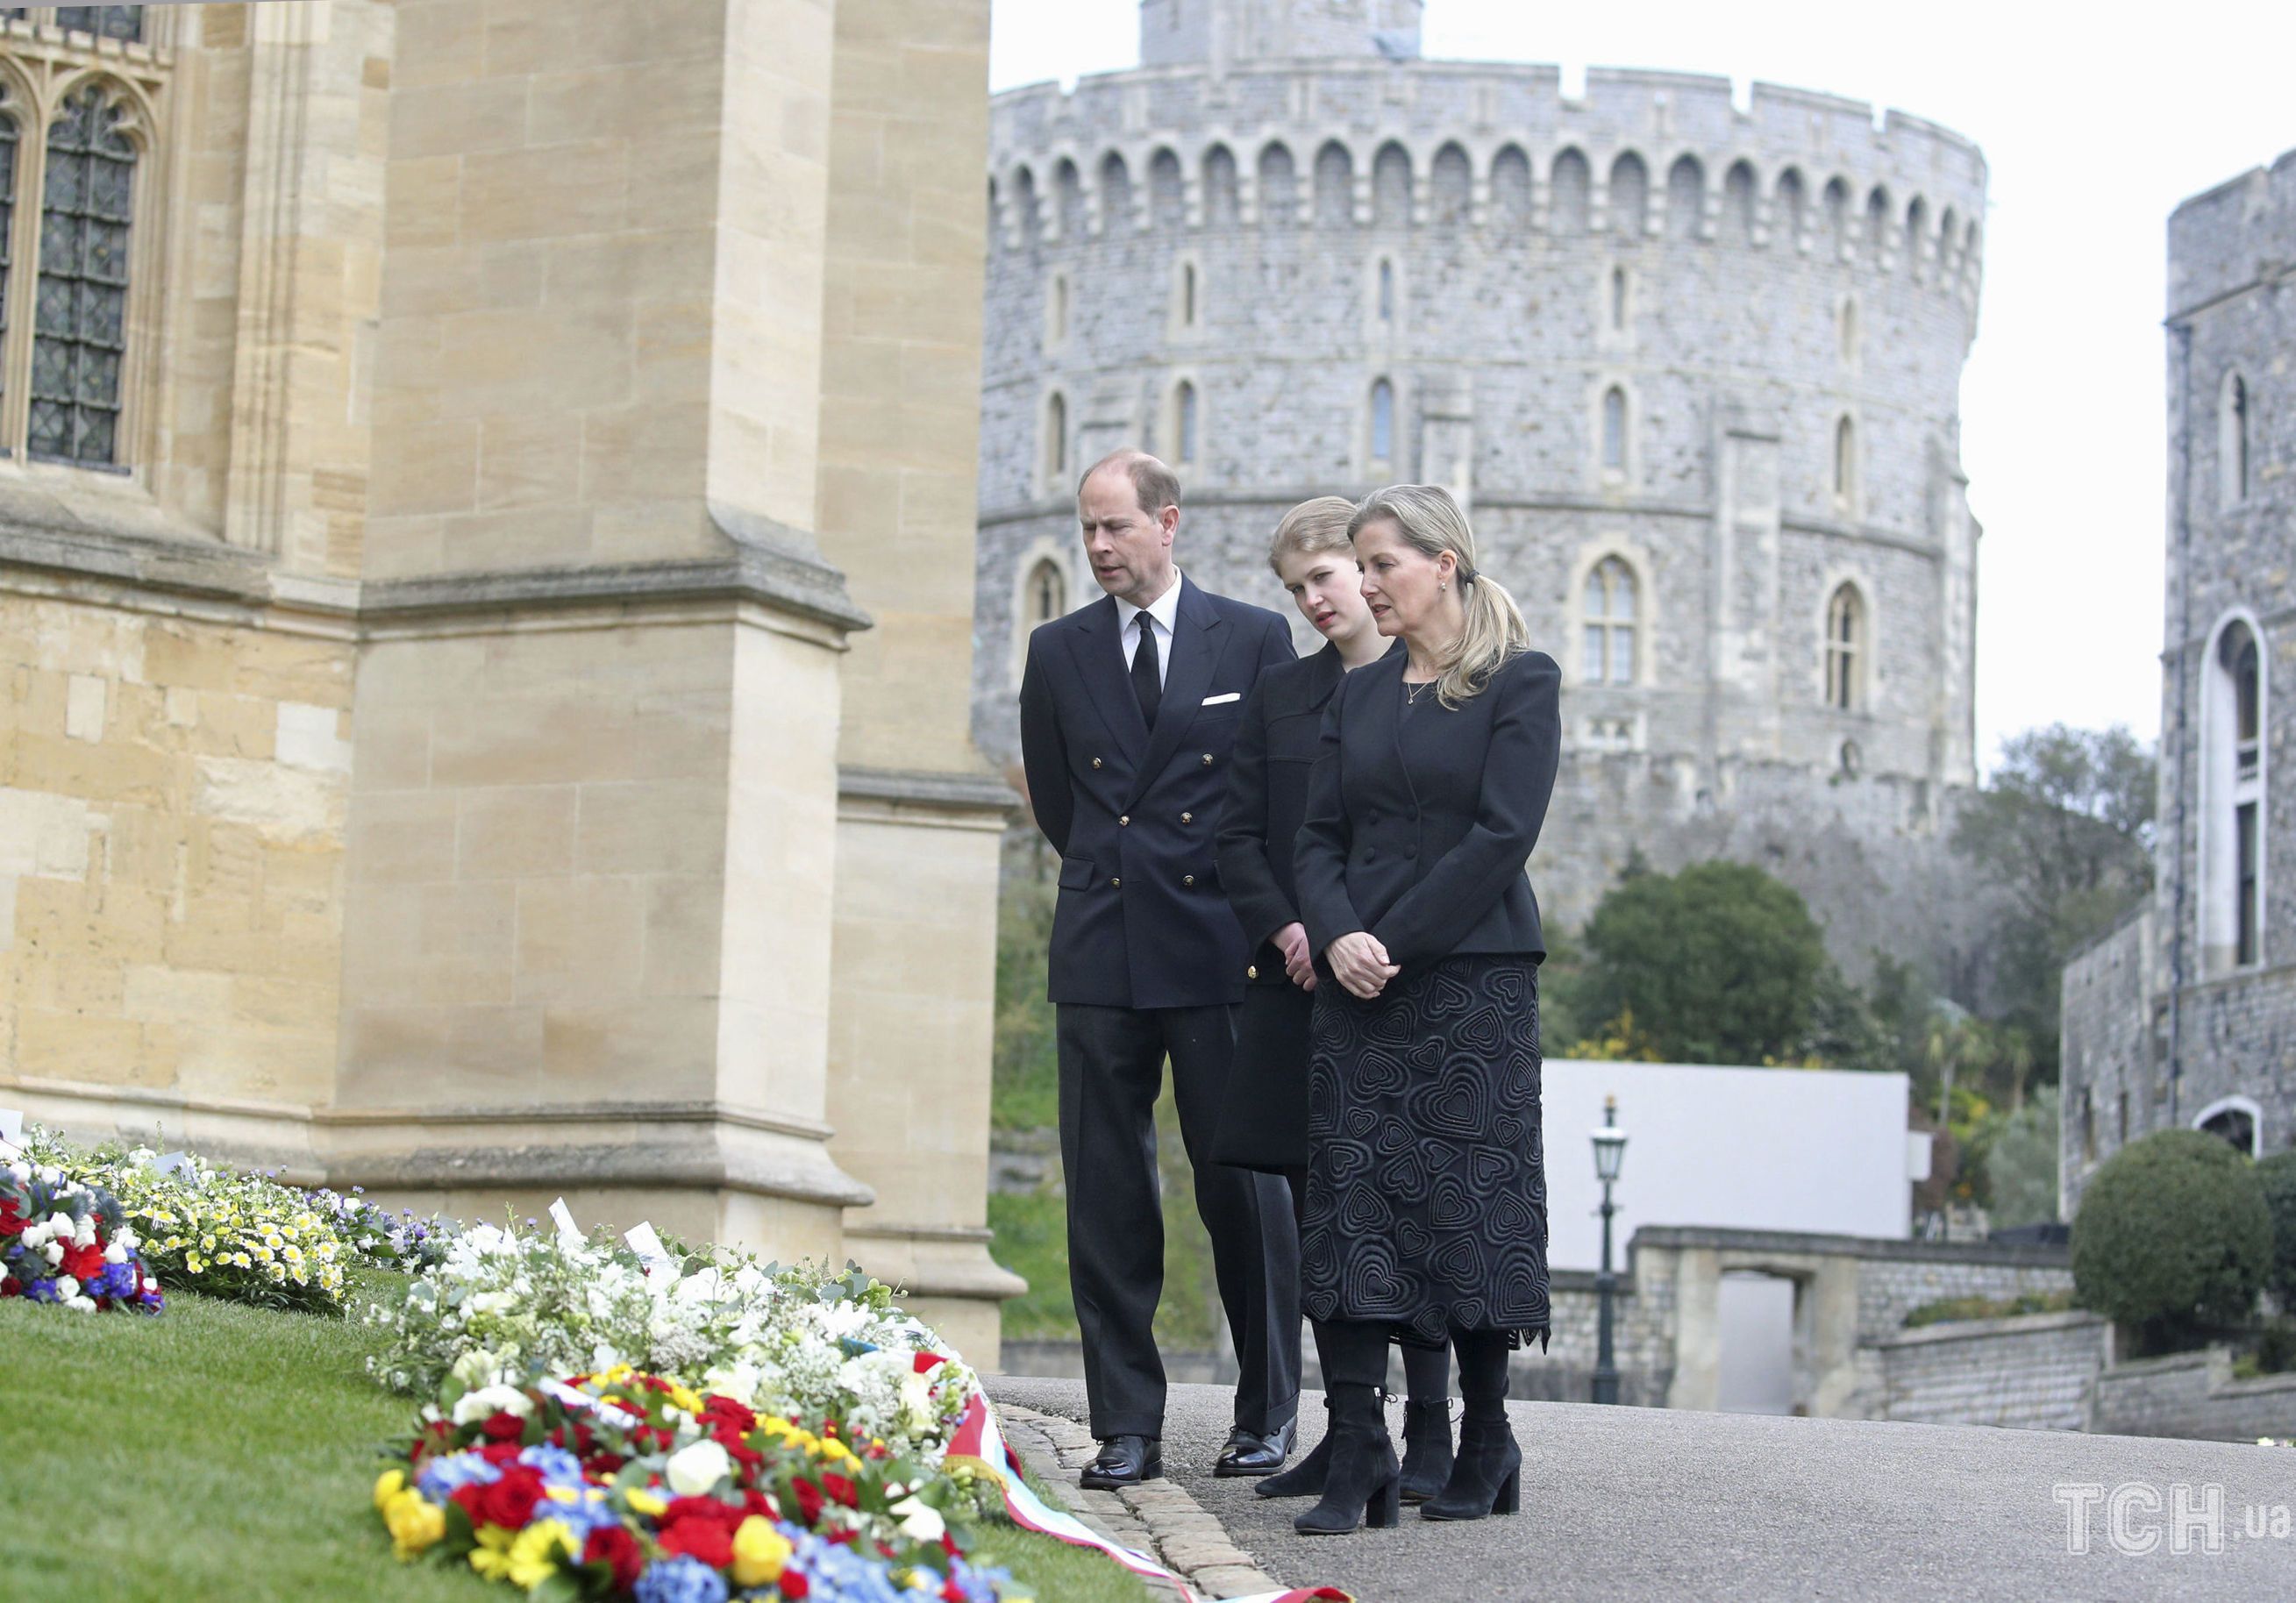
990,62,1986,317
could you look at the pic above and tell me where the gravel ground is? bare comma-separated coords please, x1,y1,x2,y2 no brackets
988,1376,2296,1602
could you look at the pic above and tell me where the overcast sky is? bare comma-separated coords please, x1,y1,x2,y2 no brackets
988,1,2296,771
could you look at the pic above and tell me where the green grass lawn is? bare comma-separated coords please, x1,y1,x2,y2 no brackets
0,1277,1144,1603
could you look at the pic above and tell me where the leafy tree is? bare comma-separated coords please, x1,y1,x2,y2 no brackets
1576,860,1829,1065
1953,724,2155,1077
1985,1085,2062,1229
2071,1129,2271,1355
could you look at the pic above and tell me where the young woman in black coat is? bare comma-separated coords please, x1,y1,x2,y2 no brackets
1211,498,1455,1506
1289,484,1561,1535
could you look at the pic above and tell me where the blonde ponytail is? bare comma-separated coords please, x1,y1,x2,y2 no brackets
1348,484,1530,708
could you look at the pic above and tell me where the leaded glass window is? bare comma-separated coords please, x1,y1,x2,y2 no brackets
54,6,143,42
32,87,136,467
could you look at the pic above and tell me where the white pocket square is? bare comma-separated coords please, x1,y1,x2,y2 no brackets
1201,691,1241,706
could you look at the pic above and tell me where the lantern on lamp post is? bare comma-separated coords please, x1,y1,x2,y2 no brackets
1591,1094,1629,1405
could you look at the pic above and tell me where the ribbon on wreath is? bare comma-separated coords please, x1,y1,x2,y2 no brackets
946,1391,1350,1603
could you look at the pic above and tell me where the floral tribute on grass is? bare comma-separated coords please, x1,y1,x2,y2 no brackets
366,1225,977,1468
19,1126,456,1314
374,1364,1016,1603
1,1151,163,1314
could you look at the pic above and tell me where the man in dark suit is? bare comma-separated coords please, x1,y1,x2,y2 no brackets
1018,449,1302,1488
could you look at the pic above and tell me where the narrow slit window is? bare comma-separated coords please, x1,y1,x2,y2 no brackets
1378,257,1394,323
1175,381,1198,464
1609,267,1627,331
2235,801,2259,968
1180,260,1197,327
1601,386,1627,473
1370,378,1394,462
1044,392,1066,485
1833,416,1856,503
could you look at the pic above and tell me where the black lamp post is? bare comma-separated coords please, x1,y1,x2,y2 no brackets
1590,1094,1629,1406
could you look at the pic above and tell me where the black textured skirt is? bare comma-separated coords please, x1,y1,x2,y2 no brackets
1211,981,1313,1173
1300,953,1550,1350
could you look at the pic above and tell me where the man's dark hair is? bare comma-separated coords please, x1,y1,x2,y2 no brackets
1079,449,1181,517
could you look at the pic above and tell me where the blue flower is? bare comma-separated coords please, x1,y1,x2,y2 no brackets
633,1555,729,1603
516,1444,586,1489
23,1279,59,1304
415,1450,503,1500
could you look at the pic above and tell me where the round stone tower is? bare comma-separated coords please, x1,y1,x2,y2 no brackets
974,0,1992,977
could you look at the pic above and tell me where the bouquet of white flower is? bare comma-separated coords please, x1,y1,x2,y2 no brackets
363,1222,979,1464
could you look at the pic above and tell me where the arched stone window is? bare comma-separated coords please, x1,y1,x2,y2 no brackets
1430,142,1471,225
1825,583,1865,711
1258,141,1297,226
2221,372,2250,509
1041,390,1067,491
1864,186,1893,267
1665,154,1702,240
1027,557,1066,628
1314,140,1353,228
1722,160,1757,245
32,84,139,467
1775,168,1807,251
1581,556,1638,685
1550,148,1590,234
2194,1095,2262,1158
1833,415,1857,509
1369,376,1394,466
1372,141,1411,228
2203,616,2265,973
1202,143,1239,228
1098,151,1132,235
1601,385,1627,474
1173,378,1198,465
1609,152,1647,239
1822,176,1851,260
1489,146,1531,229
1172,256,1200,331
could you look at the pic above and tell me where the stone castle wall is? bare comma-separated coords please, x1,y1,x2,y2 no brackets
973,45,1993,972
2060,146,2296,1188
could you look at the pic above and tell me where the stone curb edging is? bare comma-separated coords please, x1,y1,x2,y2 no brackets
993,1400,1284,1601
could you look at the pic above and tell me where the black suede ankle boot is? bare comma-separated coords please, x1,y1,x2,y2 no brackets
1396,1398,1455,1504
1293,1382,1401,1535
1420,1333,1521,1522
1253,1399,1331,1499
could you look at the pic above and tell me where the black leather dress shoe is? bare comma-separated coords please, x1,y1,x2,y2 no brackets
1080,1435,1162,1489
1213,1417,1296,1478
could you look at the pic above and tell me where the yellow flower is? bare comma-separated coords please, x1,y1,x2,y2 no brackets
665,1381,703,1414
382,1488,445,1560
468,1525,517,1581
731,1517,792,1587
625,1486,667,1518
506,1520,576,1591
374,1468,407,1511
186,1253,206,1274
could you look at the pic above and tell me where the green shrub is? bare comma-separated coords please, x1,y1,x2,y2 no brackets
2257,1149,2296,1307
2071,1129,2272,1354
1902,1289,2073,1328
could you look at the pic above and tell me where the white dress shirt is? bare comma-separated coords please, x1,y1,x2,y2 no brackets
1113,570,1183,688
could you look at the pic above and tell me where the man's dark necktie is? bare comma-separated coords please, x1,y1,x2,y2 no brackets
1130,616,1161,730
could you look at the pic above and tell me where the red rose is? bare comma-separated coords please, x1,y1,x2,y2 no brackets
1,1276,19,1297
781,1570,810,1600
584,1525,643,1592
61,1239,104,1282
453,1464,546,1531
658,1520,732,1569
791,1478,824,1527
702,1394,757,1432
822,1473,857,1508
0,1200,25,1237
942,1580,969,1603
481,1409,527,1443
478,1440,524,1465
912,1351,945,1375
585,1450,627,1478
938,1530,960,1558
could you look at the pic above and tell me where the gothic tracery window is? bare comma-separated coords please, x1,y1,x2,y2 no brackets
1581,556,1638,685
1027,558,1066,627
32,84,136,466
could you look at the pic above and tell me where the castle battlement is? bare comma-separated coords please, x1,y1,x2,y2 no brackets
990,60,1986,310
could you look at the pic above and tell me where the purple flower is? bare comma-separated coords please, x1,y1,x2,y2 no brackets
22,1279,60,1304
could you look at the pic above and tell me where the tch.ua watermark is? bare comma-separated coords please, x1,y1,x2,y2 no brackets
2056,1482,2295,1555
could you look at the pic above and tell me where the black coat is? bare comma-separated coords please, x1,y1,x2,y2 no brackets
1216,640,1402,988
1294,647,1562,972
1019,576,1297,1008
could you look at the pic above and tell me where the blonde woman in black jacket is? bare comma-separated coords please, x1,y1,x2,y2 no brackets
1212,497,1455,1505
1288,484,1561,1535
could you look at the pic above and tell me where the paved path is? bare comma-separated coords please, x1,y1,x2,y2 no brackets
988,1377,2296,1602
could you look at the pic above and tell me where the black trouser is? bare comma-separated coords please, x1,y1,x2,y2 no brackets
1058,1001,1301,1440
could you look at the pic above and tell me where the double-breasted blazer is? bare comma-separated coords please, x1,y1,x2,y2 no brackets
1294,646,1563,972
1018,575,1296,1008
1215,640,1403,989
